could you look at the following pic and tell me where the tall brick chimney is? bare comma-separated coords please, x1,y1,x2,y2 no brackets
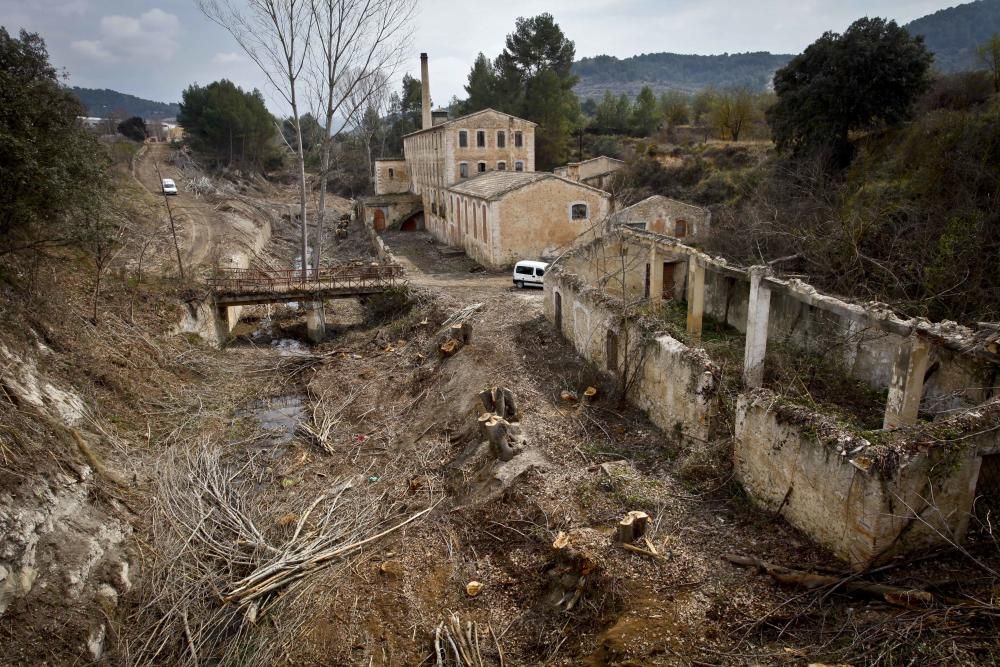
420,53,432,130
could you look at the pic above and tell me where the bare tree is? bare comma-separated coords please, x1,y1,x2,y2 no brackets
197,0,315,278
309,0,415,271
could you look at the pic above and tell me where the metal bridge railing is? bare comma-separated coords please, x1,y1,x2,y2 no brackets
207,263,404,294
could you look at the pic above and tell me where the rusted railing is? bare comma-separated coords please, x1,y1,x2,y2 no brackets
207,263,404,294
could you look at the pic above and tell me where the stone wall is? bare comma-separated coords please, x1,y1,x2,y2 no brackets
374,159,409,195
544,269,720,442
613,195,711,241
735,390,1000,568
492,178,610,266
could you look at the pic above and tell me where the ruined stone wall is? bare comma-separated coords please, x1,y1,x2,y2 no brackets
613,196,711,241
544,269,720,442
735,390,999,568
373,159,409,195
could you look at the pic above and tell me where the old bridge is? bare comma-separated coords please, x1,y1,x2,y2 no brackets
205,263,405,342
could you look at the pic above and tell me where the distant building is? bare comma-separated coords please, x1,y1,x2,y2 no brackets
361,53,610,268
553,156,625,191
611,195,710,242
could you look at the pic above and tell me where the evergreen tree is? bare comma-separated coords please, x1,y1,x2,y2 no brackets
462,53,499,114
178,80,279,169
630,86,661,136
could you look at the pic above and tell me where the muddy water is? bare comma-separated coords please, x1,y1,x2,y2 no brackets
244,394,306,445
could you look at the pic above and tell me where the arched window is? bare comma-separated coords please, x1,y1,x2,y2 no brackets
571,203,589,220
477,161,487,174
459,162,469,179
497,161,506,171
514,160,524,172
482,205,487,241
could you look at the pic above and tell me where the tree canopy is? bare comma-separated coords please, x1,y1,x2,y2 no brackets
117,116,147,142
0,28,110,252
178,79,280,170
767,17,933,166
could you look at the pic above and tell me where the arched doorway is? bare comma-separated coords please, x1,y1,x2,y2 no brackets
373,208,386,232
400,211,424,232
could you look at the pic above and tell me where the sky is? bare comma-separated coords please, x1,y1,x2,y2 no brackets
1,0,962,114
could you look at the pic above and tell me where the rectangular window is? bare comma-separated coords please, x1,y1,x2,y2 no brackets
497,161,506,171
477,162,486,173
459,130,468,148
476,130,485,147
459,162,469,178
497,131,506,148
388,168,394,178
514,161,524,172
515,266,533,275
571,203,588,220
514,131,523,147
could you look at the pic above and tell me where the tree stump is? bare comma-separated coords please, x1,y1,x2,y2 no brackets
478,386,517,421
615,511,650,544
439,338,460,357
549,529,603,611
483,414,521,461
450,321,472,345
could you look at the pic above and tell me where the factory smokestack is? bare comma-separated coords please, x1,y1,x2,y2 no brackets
420,53,431,130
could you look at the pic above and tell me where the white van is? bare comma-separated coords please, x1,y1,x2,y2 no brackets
512,260,548,289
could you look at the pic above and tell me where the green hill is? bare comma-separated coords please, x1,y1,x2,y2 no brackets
69,87,180,119
572,1,1000,100
905,0,1000,72
572,52,792,99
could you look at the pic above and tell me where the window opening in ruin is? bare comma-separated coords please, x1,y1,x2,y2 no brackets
554,292,562,329
514,131,523,147
476,130,486,147
497,131,506,148
459,130,468,147
497,161,506,170
675,219,688,237
515,161,524,172
644,263,650,299
459,162,469,178
606,331,619,372
571,203,588,220
477,162,487,173
388,168,394,178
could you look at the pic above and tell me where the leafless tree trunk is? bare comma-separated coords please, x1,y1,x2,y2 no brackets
198,0,315,278
310,0,414,271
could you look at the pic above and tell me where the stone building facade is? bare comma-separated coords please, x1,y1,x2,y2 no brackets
554,156,624,191
612,195,711,241
362,53,616,268
438,172,610,267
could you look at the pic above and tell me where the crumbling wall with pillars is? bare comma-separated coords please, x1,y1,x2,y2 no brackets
544,268,721,443
736,390,1000,569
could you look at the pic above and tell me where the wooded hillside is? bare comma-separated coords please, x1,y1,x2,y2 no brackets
69,86,180,119
905,0,1000,72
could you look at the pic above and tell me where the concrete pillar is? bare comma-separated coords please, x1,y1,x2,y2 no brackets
686,257,705,341
306,300,327,343
883,334,931,430
649,243,663,303
743,268,772,388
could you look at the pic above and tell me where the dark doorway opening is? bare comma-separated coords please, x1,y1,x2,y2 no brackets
554,292,562,331
373,208,386,232
606,330,619,372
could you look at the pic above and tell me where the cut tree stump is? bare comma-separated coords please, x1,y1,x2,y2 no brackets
483,414,522,461
549,529,603,611
450,321,472,344
615,511,650,543
439,338,460,357
478,386,517,421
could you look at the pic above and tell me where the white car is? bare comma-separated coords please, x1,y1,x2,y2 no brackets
512,260,548,289
161,178,178,195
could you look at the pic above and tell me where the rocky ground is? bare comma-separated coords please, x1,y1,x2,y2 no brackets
1,161,998,666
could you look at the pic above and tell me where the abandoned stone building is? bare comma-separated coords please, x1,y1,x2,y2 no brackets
612,194,711,243
553,155,624,191
544,222,1000,569
360,54,611,268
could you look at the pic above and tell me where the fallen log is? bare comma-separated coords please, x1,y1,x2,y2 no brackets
723,554,934,607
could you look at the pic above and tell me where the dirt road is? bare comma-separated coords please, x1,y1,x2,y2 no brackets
135,143,220,268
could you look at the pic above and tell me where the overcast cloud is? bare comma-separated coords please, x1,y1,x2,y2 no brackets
1,0,960,115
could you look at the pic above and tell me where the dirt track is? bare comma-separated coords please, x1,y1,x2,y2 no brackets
134,143,221,268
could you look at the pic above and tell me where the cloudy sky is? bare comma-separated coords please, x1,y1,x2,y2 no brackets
2,0,959,113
